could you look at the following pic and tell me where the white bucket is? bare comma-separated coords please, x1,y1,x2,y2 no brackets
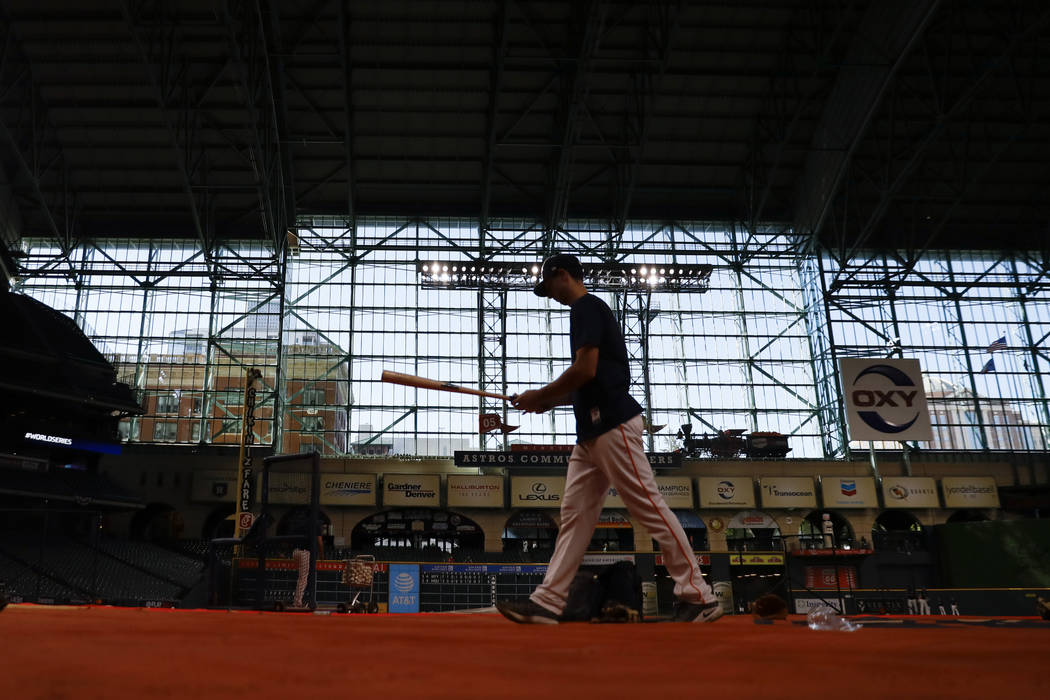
712,581,734,614
641,581,658,617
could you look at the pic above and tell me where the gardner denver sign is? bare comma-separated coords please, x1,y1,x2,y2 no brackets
383,475,440,507
839,358,933,442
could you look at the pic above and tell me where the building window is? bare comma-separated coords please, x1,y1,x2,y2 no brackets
191,396,203,415
303,388,326,406
303,416,325,433
118,419,139,442
156,393,180,414
153,422,178,442
190,422,202,443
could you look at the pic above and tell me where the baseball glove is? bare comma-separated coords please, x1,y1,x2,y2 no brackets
750,593,788,620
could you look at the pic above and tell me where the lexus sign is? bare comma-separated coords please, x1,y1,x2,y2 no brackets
839,358,933,442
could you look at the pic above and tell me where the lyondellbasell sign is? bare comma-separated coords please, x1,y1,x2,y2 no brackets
839,358,933,442
941,476,1000,508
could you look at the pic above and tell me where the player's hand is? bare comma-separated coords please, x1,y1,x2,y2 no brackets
512,389,549,413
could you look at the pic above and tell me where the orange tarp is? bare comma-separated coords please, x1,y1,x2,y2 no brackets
1,604,1047,699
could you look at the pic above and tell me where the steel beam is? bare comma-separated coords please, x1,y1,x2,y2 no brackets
545,0,606,241
0,8,82,255
337,0,357,230
121,0,214,259
612,0,682,237
793,0,942,252
219,0,295,256
479,0,509,241
740,0,860,232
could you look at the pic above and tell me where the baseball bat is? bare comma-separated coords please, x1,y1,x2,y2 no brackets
381,370,514,402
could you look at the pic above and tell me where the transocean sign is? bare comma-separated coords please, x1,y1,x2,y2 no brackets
839,358,933,442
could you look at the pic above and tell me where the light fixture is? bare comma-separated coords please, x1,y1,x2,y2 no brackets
421,259,711,292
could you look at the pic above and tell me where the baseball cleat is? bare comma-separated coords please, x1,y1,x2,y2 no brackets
496,599,560,624
673,600,724,623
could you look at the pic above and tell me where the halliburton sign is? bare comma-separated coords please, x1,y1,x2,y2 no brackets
447,475,505,508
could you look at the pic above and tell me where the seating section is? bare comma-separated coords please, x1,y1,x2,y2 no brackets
94,537,203,589
0,534,189,603
0,549,82,601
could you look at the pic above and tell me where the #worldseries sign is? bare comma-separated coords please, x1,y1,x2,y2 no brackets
839,358,933,442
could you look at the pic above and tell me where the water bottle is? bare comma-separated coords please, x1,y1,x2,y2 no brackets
806,605,862,632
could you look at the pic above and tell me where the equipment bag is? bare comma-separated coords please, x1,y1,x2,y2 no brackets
562,560,644,623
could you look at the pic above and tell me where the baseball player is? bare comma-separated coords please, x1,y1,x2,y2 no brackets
496,253,722,624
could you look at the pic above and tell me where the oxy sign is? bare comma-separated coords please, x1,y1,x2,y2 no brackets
839,358,933,442
697,477,756,509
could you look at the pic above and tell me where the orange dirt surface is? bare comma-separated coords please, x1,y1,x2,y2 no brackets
1,604,1048,700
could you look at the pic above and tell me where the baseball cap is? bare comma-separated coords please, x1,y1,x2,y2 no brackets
533,253,583,297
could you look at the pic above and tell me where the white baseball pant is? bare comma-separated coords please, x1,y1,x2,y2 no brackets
530,414,715,614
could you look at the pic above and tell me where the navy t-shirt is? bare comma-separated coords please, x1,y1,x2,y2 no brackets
569,293,643,441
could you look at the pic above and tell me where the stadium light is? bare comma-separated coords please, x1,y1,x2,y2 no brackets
419,260,714,292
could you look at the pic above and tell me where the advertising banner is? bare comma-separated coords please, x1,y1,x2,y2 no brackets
259,473,377,506
266,472,311,505
447,474,504,508
727,510,778,530
383,474,440,507
322,474,376,506
455,450,681,468
697,477,756,508
941,476,1000,508
759,477,817,509
603,486,626,509
839,358,933,442
510,476,566,509
881,476,940,508
388,564,420,613
655,477,694,509
729,553,785,566
191,471,238,503
655,553,711,567
804,565,859,590
820,476,878,509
